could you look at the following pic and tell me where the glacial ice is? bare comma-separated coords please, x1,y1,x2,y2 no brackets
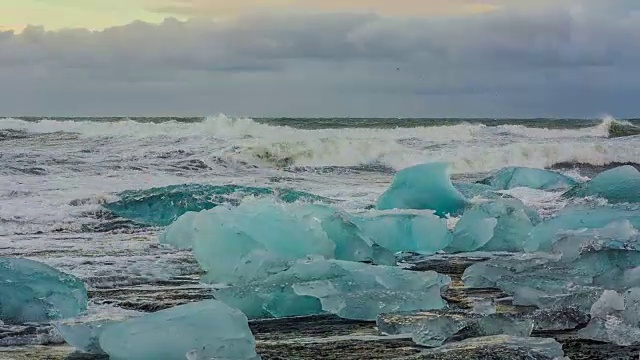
353,211,452,254
215,259,451,321
0,258,87,324
376,162,468,217
464,218,640,315
578,288,640,346
446,199,540,253
524,205,640,252
563,165,640,203
452,182,508,201
479,166,578,190
161,200,396,285
53,305,141,354
99,300,260,360
104,183,330,226
407,335,565,360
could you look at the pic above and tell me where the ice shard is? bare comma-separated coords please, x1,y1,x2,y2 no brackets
353,210,452,254
563,165,640,203
104,183,330,226
215,259,450,321
376,162,468,217
479,166,578,190
0,258,87,324
99,300,260,360
447,199,540,253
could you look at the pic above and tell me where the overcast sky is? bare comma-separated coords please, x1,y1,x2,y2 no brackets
0,1,639,117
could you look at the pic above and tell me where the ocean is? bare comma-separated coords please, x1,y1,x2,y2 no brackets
1,116,640,356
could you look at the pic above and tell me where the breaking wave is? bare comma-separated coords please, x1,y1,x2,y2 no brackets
2,115,637,173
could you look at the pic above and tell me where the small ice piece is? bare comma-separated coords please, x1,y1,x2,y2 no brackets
99,300,260,360
412,313,533,347
563,165,640,204
354,211,452,254
52,305,142,354
216,259,450,321
452,182,508,201
578,287,640,346
408,335,565,360
377,310,533,347
471,299,496,315
0,258,87,324
479,166,578,191
447,199,539,253
376,162,468,217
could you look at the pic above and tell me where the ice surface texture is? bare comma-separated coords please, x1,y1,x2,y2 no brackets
105,183,329,226
377,162,468,216
479,166,578,190
447,199,541,253
0,258,87,324
161,200,396,285
353,211,452,254
99,300,260,360
564,165,640,204
215,258,451,321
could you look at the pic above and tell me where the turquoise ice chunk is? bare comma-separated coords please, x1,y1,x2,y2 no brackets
353,211,452,254
104,183,330,226
524,205,640,252
99,300,260,360
563,165,640,204
0,258,87,324
162,200,395,285
578,288,640,346
377,163,468,217
447,199,540,253
215,259,450,321
479,166,578,190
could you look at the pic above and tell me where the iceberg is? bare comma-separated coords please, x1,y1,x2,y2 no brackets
524,205,640,252
0,258,87,324
161,200,396,285
406,335,565,360
215,259,451,321
377,163,468,217
446,199,540,253
353,211,452,254
99,300,260,360
563,165,640,203
479,166,578,190
578,288,640,346
104,183,330,226
53,305,141,354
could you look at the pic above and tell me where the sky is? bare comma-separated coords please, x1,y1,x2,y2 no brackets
0,1,639,117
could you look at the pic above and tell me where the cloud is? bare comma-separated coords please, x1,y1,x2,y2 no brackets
0,2,639,117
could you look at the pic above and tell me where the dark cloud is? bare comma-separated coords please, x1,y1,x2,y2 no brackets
0,3,638,117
